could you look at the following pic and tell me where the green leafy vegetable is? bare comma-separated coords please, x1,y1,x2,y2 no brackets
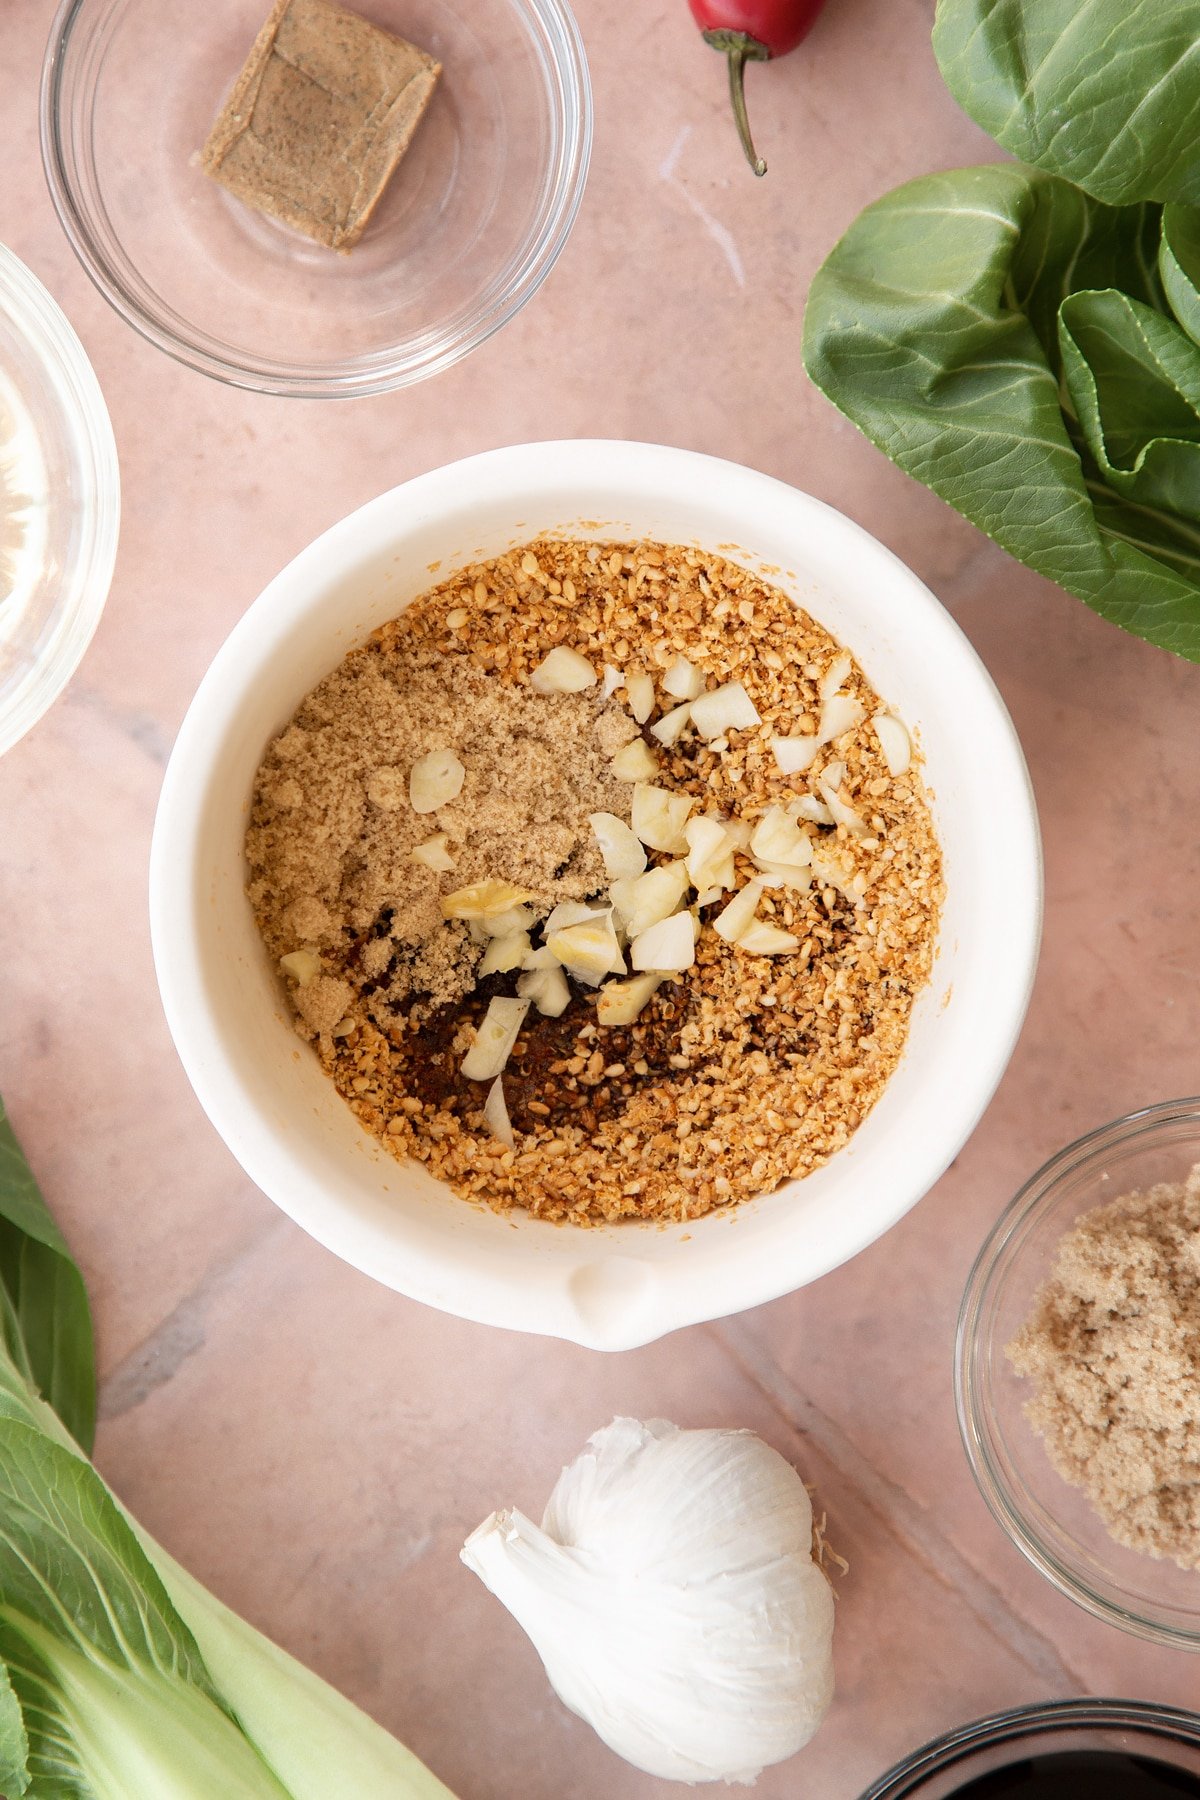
0,1656,30,1795
0,1103,94,1452
0,1423,290,1799
1160,206,1200,345
0,1102,455,1799
1059,289,1200,518
802,163,1200,659
933,0,1200,206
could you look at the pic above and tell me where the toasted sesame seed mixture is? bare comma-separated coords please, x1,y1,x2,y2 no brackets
246,539,944,1225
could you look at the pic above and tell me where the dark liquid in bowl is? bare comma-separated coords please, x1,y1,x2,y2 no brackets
948,1748,1200,1796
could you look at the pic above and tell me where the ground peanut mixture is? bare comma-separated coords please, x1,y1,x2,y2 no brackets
246,539,944,1224
1009,1165,1200,1569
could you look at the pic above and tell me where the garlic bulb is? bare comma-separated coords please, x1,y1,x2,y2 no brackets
460,1417,835,1785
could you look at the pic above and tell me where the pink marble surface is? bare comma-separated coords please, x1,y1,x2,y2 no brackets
3,0,1200,1793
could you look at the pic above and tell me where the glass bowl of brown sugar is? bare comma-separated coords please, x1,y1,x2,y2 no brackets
41,0,590,396
957,1098,1200,1649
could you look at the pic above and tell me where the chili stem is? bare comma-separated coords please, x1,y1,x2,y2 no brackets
703,29,772,177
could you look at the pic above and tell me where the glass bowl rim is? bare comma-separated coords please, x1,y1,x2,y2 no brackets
860,1696,1200,1797
955,1097,1200,1651
0,240,120,757
38,0,593,399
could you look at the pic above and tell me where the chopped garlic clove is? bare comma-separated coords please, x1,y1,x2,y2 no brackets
589,812,647,881
823,759,846,791
411,833,456,872
684,815,734,890
601,663,623,700
484,1077,514,1147
662,656,705,702
479,932,531,976
772,734,819,775
775,693,861,778
874,712,912,776
713,879,765,945
611,738,659,782
706,852,737,892
631,783,695,854
547,917,626,985
690,681,761,740
819,782,869,838
650,702,693,748
818,692,866,743
819,652,853,700
811,845,865,905
755,860,813,892
442,880,539,920
597,971,665,1025
750,805,812,870
529,646,597,694
607,877,638,925
625,670,655,724
630,909,697,973
481,905,537,940
518,965,571,1018
611,861,690,937
543,899,604,934
737,920,801,955
409,747,465,814
789,794,834,826
280,950,322,986
521,944,559,971
695,886,723,906
462,997,531,1081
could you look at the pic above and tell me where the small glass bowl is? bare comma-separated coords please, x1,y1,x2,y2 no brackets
0,243,119,757
957,1099,1200,1649
860,1698,1200,1798
41,0,591,397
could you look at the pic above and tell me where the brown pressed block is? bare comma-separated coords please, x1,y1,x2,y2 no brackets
200,0,440,252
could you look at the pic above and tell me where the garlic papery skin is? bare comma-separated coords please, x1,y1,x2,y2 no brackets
461,1418,834,1785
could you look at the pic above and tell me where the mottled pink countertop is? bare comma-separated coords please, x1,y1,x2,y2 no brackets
3,0,1200,1794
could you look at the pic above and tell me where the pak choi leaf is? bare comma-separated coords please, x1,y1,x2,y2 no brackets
933,0,1200,206
0,1100,456,1799
0,1421,290,1798
0,1654,30,1796
0,1103,95,1452
803,163,1200,660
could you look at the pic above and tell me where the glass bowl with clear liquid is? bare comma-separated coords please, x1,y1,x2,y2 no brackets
0,243,118,756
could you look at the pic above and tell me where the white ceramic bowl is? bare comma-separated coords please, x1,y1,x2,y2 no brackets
150,441,1042,1350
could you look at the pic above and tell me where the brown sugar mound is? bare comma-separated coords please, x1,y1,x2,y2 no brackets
201,0,440,252
1008,1164,1200,1568
247,634,638,1020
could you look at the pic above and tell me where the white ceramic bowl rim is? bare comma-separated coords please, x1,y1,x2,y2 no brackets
150,440,1043,1349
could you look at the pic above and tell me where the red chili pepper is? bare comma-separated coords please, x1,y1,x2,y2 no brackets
689,0,828,177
